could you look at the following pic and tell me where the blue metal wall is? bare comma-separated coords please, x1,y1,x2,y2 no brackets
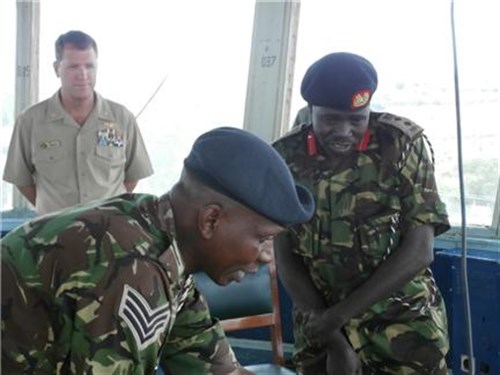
433,248,500,375
232,248,500,375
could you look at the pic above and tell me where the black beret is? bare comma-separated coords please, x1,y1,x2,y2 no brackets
301,52,378,111
184,127,315,226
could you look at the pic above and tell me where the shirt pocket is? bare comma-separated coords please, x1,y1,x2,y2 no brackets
355,190,401,266
93,145,127,185
33,146,70,179
95,145,126,165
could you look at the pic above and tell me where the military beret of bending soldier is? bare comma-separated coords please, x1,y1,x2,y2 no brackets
184,126,315,225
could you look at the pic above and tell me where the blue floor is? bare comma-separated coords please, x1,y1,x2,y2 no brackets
156,339,295,374
232,343,275,366
229,338,295,367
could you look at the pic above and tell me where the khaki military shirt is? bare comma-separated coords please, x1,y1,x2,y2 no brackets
3,92,154,215
1,194,239,375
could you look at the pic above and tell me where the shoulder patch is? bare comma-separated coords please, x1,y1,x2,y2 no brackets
119,284,170,350
377,112,424,140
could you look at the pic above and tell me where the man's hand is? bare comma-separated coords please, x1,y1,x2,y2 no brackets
300,311,361,375
303,309,344,346
325,344,362,375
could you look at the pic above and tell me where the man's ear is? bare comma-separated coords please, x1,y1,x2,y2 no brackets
198,204,222,239
53,61,60,77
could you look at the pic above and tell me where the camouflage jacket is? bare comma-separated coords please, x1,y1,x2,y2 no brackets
1,194,239,375
273,112,450,308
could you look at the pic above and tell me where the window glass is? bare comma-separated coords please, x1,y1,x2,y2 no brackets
0,0,16,213
291,0,499,228
1,0,254,215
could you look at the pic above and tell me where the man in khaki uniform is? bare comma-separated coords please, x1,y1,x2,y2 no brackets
3,30,153,215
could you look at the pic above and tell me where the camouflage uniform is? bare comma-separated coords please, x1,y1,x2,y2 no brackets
273,112,451,375
1,194,239,375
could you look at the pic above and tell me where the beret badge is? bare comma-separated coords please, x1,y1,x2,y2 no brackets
351,89,371,109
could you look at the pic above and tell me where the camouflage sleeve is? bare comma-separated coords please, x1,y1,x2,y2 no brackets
2,216,175,375
1,227,62,375
399,136,450,236
160,285,240,375
1,259,50,374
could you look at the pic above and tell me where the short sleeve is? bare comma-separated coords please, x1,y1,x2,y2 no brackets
124,113,154,181
399,136,450,236
2,113,36,186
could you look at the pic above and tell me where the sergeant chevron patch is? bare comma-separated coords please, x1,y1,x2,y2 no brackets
119,284,170,350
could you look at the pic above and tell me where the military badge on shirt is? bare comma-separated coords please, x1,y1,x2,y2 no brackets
351,89,371,109
119,284,170,350
39,140,62,149
97,122,125,147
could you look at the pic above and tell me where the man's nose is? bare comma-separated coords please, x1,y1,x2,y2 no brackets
77,66,89,79
333,121,352,137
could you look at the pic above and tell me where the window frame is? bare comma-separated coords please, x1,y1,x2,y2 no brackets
2,0,500,248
